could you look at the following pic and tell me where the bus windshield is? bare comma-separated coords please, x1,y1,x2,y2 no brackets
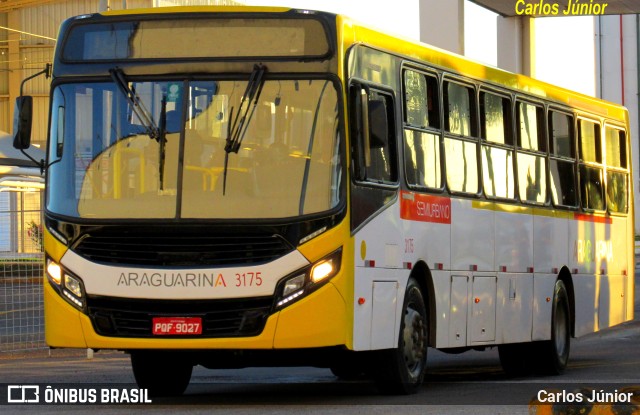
46,77,342,220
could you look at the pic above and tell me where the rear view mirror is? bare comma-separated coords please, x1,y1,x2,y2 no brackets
13,96,33,150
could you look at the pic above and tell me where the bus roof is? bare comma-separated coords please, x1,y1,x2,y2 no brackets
63,6,626,121
337,13,628,121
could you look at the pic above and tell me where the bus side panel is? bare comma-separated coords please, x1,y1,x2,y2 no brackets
496,273,533,344
573,275,598,336
495,208,532,274
531,274,555,341
452,200,494,272
533,212,570,275
597,275,628,330
569,215,629,336
569,216,598,336
596,216,630,328
352,201,410,351
609,217,628,277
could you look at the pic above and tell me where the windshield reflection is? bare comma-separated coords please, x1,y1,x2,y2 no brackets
46,79,342,220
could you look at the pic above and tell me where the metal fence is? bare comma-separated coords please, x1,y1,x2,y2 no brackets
0,190,45,352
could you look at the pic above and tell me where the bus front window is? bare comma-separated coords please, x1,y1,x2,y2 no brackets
46,78,342,220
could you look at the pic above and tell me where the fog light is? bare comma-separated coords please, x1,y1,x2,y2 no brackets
46,260,62,285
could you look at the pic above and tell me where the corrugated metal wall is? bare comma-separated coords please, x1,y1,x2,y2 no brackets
15,1,101,146
20,1,98,45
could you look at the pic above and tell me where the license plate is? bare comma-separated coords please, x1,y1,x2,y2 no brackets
152,317,202,335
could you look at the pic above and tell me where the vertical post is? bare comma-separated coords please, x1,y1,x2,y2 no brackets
497,15,536,77
8,10,20,135
419,0,465,55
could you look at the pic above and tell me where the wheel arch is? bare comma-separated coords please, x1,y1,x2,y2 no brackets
408,260,437,347
557,266,576,337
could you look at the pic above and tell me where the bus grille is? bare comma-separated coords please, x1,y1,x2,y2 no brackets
73,234,293,267
87,296,273,338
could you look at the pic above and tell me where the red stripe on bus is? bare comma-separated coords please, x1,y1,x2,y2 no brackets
400,191,451,224
574,213,612,224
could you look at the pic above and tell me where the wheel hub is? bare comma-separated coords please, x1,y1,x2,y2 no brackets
403,306,426,374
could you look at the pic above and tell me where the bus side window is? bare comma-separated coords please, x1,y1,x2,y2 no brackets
480,91,514,200
516,101,546,204
350,84,397,185
443,80,478,194
578,119,605,211
549,110,577,207
403,69,442,190
605,126,628,213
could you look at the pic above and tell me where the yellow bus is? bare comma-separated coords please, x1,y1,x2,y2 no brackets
15,6,634,395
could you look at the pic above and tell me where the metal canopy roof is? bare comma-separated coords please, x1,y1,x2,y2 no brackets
469,0,640,17
0,0,62,13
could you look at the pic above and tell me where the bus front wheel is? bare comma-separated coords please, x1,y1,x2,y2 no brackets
130,351,193,397
373,278,428,394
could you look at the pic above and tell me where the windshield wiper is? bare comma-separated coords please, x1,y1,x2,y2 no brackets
110,67,168,190
109,67,160,141
222,64,267,195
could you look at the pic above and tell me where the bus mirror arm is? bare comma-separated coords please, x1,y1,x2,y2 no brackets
13,63,51,174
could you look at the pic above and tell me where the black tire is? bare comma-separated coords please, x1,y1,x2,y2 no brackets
374,278,428,395
532,280,571,375
130,351,193,397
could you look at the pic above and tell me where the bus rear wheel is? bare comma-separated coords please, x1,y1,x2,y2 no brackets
532,279,571,375
374,278,428,394
130,351,193,397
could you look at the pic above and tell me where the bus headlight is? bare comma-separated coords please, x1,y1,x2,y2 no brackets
46,259,62,285
276,248,342,309
64,274,83,298
62,274,86,310
46,258,86,310
311,259,335,283
282,274,306,297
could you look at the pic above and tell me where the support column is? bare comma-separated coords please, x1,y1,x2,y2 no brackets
7,10,20,135
419,0,465,55
497,16,536,77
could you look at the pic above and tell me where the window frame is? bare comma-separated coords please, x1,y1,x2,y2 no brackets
548,107,578,209
442,76,480,196
479,87,515,201
349,79,400,189
515,98,548,206
577,116,606,212
603,123,629,215
401,66,444,192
